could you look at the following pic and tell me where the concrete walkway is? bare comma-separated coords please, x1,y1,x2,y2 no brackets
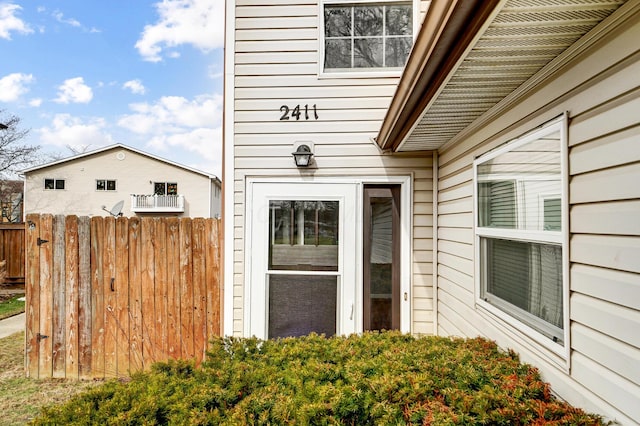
0,312,25,339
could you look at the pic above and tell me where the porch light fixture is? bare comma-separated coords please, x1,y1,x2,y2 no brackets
292,144,313,167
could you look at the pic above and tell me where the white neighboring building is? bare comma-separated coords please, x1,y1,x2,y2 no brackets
23,144,221,218
224,0,639,424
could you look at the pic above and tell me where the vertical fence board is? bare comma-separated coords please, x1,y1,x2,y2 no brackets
65,216,79,379
206,219,221,339
77,216,92,378
128,218,143,371
153,219,168,363
140,218,157,365
115,218,130,376
179,218,194,359
52,215,66,378
103,217,117,377
25,215,40,378
192,218,207,363
90,217,105,377
38,214,54,378
166,218,181,359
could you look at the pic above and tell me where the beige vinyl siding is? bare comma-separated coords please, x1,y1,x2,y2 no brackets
434,8,640,424
230,0,432,336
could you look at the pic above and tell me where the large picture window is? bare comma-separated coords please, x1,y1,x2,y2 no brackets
474,119,566,347
322,1,413,72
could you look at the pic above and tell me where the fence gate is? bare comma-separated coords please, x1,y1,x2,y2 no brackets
25,214,221,379
0,223,25,285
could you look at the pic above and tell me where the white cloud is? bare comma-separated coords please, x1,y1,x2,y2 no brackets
29,98,43,107
117,94,222,175
119,94,221,133
148,126,221,176
54,77,93,104
0,73,34,102
37,114,114,148
123,79,146,95
0,3,33,39
52,10,80,27
135,0,224,62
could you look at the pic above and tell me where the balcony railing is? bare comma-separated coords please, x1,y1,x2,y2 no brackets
131,194,185,213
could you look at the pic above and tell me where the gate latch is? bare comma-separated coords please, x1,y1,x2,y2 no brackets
37,333,49,342
37,237,49,246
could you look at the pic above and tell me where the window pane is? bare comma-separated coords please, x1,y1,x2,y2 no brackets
477,130,561,231
325,6,351,37
354,6,382,36
167,183,178,195
354,38,383,68
268,274,337,338
96,180,106,191
385,37,412,67
543,198,561,230
107,180,116,191
45,179,54,189
481,238,563,341
478,181,517,228
269,200,338,271
55,179,65,190
325,39,352,69
154,182,166,195
386,5,412,35
323,2,412,71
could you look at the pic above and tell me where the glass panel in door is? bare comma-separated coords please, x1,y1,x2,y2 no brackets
363,185,400,331
268,200,339,338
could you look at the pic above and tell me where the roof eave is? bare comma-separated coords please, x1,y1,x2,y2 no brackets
376,0,503,152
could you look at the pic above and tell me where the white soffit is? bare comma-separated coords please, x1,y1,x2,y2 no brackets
399,0,626,151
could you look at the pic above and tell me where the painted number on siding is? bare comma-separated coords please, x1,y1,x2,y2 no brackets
279,104,318,121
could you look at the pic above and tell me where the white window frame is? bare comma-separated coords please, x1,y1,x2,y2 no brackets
44,178,65,190
154,182,178,195
473,115,569,364
96,179,117,191
318,0,419,78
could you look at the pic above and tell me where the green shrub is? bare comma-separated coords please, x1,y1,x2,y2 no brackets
32,332,605,425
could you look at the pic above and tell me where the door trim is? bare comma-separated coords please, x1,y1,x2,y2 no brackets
245,176,412,338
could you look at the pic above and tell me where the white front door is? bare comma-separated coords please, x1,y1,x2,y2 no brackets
247,182,358,339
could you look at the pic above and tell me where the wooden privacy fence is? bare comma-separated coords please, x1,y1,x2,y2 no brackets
25,214,221,380
0,223,25,286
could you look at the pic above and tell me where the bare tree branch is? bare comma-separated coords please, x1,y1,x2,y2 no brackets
0,110,40,179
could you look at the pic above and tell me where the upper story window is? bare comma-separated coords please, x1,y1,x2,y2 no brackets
96,179,117,191
44,178,65,190
322,1,413,73
474,118,567,351
154,182,178,195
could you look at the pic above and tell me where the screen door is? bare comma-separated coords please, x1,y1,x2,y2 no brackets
248,182,357,339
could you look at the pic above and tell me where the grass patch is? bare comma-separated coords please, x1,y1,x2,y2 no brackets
0,294,25,320
0,332,99,426
32,332,605,425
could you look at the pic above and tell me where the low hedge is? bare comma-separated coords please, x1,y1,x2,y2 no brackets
33,332,605,425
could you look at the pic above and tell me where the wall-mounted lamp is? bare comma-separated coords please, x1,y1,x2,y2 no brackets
292,144,313,167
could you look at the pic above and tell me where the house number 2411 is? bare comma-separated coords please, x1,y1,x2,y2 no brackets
279,104,319,121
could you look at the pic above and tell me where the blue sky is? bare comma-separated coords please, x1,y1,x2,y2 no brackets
0,0,224,177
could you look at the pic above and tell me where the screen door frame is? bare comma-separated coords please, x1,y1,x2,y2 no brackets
246,181,358,339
